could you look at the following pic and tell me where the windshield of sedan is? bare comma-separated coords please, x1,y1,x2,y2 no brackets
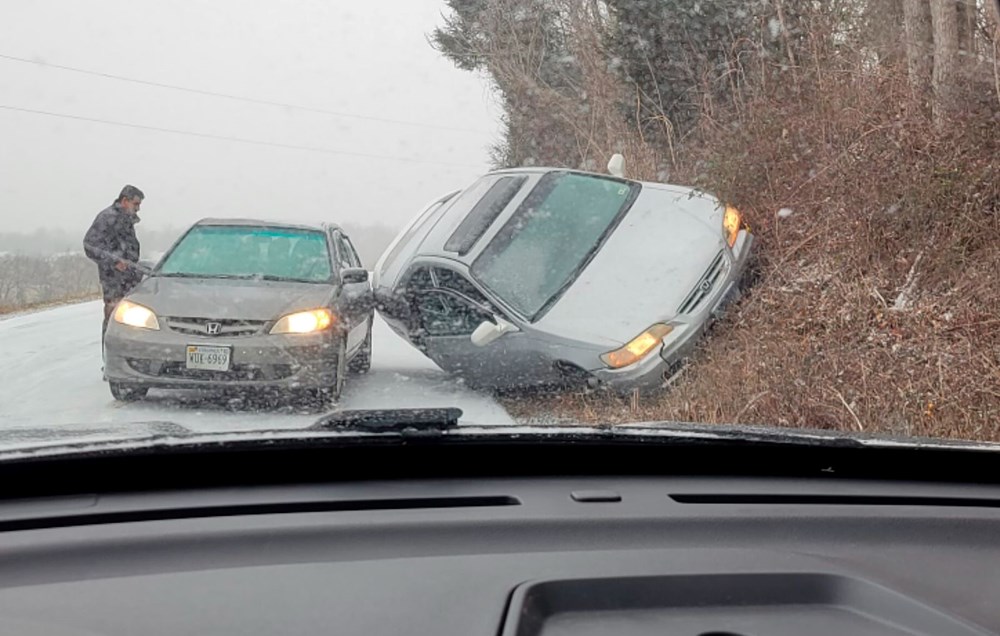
159,226,332,283
472,173,638,319
0,0,997,450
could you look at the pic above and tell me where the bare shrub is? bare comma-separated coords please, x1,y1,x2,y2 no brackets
0,254,100,314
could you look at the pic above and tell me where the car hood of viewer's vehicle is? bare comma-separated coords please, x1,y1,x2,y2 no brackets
128,276,336,321
532,185,727,346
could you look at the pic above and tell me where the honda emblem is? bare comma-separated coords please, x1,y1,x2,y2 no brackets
205,322,222,335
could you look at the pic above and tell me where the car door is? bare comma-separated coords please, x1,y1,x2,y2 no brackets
331,231,372,356
402,265,562,388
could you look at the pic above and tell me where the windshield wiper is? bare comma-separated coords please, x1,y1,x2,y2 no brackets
310,408,462,435
160,273,320,283
256,274,320,283
159,273,255,280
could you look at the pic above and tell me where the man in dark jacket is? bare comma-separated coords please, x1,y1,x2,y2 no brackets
83,185,145,347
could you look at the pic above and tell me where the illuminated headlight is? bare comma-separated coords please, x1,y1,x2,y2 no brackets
113,300,160,330
600,324,674,369
270,309,334,334
723,205,742,247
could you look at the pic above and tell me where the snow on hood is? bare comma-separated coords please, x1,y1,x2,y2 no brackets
534,184,727,345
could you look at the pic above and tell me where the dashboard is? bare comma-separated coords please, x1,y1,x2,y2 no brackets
1,449,999,636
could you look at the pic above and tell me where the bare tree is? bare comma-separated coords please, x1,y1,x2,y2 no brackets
956,0,976,54
930,0,961,125
903,0,935,114
990,0,1000,108
871,0,907,65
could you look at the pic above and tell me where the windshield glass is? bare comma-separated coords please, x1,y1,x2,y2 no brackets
472,172,638,319
159,226,332,282
0,0,997,450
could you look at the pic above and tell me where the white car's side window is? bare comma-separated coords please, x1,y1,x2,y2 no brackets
406,267,495,338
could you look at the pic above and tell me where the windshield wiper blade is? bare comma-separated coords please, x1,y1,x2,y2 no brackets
256,274,316,283
310,408,462,435
160,273,253,280
159,273,318,282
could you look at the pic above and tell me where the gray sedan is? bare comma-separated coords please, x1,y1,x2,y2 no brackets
104,219,374,404
373,165,754,394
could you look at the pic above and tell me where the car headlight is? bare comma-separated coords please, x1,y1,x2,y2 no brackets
113,300,160,330
600,324,674,369
270,308,334,335
723,205,742,247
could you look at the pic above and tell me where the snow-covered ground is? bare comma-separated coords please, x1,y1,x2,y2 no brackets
0,301,513,437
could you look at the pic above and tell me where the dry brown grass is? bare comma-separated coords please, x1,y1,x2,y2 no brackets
500,62,1000,441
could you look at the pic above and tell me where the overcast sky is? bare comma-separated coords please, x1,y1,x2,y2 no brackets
0,0,500,235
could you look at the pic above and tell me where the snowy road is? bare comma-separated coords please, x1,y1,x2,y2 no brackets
0,301,514,435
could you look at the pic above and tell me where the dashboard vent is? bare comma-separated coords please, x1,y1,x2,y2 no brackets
669,494,1000,507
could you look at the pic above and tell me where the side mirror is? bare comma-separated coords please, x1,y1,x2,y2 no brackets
342,268,370,284
471,317,519,347
607,153,626,178
137,259,156,275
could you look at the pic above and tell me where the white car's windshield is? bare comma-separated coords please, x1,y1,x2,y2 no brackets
159,226,332,283
472,172,639,319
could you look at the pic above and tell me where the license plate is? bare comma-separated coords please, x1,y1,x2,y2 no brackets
186,345,232,371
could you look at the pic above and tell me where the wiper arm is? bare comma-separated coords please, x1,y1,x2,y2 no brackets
310,408,462,435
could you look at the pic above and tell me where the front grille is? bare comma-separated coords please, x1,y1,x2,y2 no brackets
677,251,728,315
158,362,266,381
126,358,297,382
165,317,267,337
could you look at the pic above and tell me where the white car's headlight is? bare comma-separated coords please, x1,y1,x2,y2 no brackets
270,309,334,335
723,205,742,247
600,323,673,369
113,300,160,330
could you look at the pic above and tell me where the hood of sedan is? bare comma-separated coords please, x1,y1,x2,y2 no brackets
127,276,335,321
533,185,727,346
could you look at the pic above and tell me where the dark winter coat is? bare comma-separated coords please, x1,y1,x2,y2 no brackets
83,203,143,301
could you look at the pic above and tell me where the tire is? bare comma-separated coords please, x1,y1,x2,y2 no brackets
331,336,347,400
109,381,148,402
348,322,373,374
291,337,347,410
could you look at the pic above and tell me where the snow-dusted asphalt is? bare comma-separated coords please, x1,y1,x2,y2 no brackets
0,301,514,438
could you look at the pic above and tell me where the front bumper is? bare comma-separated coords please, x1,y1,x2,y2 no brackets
591,231,755,394
103,321,340,390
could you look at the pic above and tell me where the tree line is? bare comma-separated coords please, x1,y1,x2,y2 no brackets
432,0,999,172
